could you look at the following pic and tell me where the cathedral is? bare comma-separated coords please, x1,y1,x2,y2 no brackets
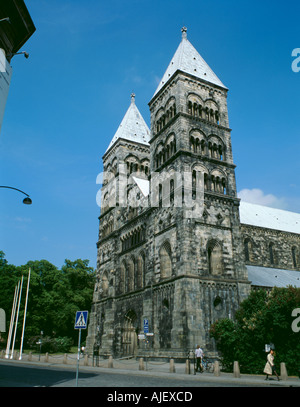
86,28,300,359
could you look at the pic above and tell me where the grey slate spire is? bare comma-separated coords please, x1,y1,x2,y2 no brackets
153,27,227,98
105,93,150,154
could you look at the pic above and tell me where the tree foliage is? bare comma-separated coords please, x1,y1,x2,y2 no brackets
210,287,300,375
0,251,95,349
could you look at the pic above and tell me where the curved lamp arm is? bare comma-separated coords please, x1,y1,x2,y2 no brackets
0,186,32,204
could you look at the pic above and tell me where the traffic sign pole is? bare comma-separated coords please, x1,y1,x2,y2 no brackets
76,328,81,387
74,310,88,387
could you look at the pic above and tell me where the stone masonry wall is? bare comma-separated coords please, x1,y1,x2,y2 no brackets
241,224,300,271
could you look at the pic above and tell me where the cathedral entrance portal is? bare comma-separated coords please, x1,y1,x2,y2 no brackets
121,310,138,356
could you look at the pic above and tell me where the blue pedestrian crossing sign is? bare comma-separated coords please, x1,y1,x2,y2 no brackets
74,311,88,329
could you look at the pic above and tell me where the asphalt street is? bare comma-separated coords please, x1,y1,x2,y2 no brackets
0,360,254,387
0,359,299,388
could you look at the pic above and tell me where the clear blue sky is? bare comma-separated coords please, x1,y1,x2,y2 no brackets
1,0,299,269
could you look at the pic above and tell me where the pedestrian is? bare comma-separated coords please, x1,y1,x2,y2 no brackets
195,345,204,373
263,349,280,381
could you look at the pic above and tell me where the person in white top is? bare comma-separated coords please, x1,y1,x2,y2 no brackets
195,345,204,373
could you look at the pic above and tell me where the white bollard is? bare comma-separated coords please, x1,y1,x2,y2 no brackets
280,362,288,381
185,359,190,374
139,358,145,371
170,358,176,373
233,361,240,378
214,360,221,376
108,355,114,368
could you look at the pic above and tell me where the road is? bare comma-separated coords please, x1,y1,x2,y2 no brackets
0,360,259,388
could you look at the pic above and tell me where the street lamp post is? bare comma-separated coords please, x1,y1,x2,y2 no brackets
0,186,32,204
7,51,29,59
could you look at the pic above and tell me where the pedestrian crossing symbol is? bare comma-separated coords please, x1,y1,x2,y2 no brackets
74,311,88,329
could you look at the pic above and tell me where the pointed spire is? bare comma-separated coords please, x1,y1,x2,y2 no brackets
152,28,227,98
105,93,150,154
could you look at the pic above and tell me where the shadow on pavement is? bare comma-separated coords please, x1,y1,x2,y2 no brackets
0,362,97,387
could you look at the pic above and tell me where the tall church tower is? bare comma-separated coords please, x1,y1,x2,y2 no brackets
147,27,250,354
86,94,151,355
87,28,250,359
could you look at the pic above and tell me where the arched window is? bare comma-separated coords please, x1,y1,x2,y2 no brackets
128,257,135,291
160,242,172,279
159,184,162,207
292,246,297,268
102,192,109,213
190,136,196,152
213,296,222,309
102,272,109,296
200,139,206,155
207,240,223,275
210,170,227,195
211,175,216,192
218,145,223,160
269,242,275,265
192,170,196,200
170,179,174,206
244,238,252,262
204,173,209,191
137,252,145,289
120,262,126,294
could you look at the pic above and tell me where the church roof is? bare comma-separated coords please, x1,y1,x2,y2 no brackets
239,201,300,234
132,176,150,197
247,265,300,288
152,27,227,98
105,94,150,154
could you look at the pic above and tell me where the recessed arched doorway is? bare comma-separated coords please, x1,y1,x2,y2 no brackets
122,309,138,356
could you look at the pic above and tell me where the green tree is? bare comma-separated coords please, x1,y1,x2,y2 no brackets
54,259,95,341
0,253,95,350
0,251,21,338
19,260,61,338
210,287,300,375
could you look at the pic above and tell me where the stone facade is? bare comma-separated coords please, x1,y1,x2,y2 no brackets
86,29,299,359
241,224,300,271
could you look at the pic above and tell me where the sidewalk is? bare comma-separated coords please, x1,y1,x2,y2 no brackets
1,352,299,387
77,359,300,387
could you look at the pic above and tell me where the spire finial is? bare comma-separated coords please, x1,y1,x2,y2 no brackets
131,92,135,104
181,26,187,39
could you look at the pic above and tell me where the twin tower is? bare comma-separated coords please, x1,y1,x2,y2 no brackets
86,28,250,359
